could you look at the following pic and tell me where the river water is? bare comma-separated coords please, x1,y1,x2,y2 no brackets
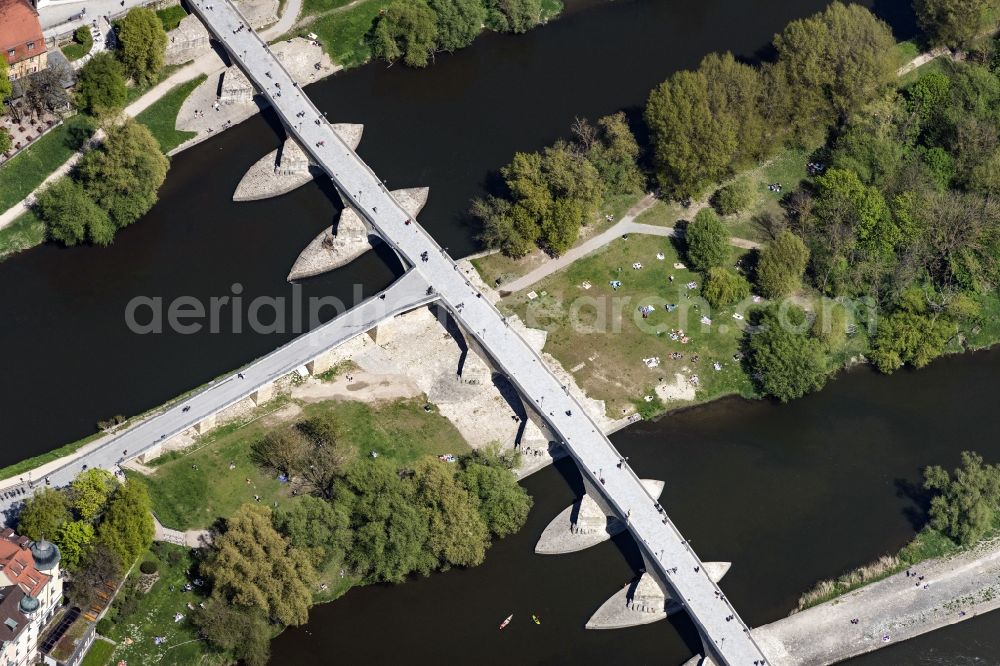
4,0,997,662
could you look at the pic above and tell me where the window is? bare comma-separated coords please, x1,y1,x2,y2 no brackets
6,49,13,58
27,42,34,51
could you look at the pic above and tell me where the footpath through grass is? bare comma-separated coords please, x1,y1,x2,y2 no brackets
297,0,380,69
135,75,206,153
136,396,468,530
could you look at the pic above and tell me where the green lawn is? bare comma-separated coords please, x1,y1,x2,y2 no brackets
80,638,116,666
0,122,75,212
299,0,381,68
504,235,758,418
62,30,94,62
135,75,206,153
125,64,184,106
157,5,188,31
103,544,221,666
302,0,358,15
0,210,46,262
135,396,468,530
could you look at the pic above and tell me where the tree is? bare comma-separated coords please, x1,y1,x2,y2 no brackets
23,68,71,116
702,267,750,307
250,426,309,478
55,520,95,571
297,415,356,498
430,0,486,52
924,451,1000,545
97,480,154,567
773,2,896,139
192,598,272,666
34,178,115,247
645,69,737,197
810,299,850,349
70,468,117,521
76,52,127,117
17,488,70,541
370,0,439,68
583,112,644,195
410,459,489,568
684,208,730,271
747,305,828,401
914,0,998,48
204,504,315,626
870,288,955,372
70,544,122,610
473,195,539,258
756,230,809,298
713,180,753,216
274,496,352,569
459,461,532,538
117,7,167,86
0,55,11,106
78,120,168,230
336,461,434,583
484,0,542,33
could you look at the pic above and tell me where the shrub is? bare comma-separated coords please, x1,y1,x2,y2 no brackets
139,559,158,575
684,208,730,271
703,267,750,307
95,618,113,636
713,179,753,215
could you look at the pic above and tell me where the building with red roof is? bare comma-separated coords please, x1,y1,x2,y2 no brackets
0,528,63,666
0,0,47,81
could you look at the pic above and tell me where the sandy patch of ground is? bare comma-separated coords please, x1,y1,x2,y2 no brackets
291,372,422,404
655,373,697,403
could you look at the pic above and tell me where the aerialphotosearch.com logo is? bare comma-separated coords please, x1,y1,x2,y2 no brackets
124,282,372,335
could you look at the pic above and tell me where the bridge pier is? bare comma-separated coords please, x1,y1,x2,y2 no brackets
306,349,339,376
586,563,732,630
250,383,274,406
535,479,665,554
194,413,217,435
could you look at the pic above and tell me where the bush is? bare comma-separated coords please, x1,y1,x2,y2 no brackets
139,560,158,574
713,180,753,215
703,267,750,307
73,26,91,46
95,617,113,636
684,208,730,271
166,549,184,566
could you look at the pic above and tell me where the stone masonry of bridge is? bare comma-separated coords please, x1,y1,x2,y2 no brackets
190,2,769,664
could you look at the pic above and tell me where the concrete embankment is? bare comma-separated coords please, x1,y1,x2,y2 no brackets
682,538,1000,666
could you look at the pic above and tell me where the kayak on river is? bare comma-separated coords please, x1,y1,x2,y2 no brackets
532,614,541,625
499,614,513,630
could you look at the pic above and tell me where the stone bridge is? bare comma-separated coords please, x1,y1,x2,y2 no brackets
188,1,771,664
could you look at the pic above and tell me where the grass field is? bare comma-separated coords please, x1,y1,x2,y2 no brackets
0,122,75,213
156,5,188,31
136,396,468,530
135,75,206,153
62,30,94,62
80,638,116,666
0,210,46,261
299,0,381,68
103,544,225,666
504,235,758,418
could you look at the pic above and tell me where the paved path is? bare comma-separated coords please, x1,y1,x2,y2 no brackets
0,270,434,512
194,2,767,662
501,196,761,294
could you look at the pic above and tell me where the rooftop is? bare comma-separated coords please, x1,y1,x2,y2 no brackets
0,0,46,66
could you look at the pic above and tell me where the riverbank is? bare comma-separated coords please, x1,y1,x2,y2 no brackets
740,537,1000,666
